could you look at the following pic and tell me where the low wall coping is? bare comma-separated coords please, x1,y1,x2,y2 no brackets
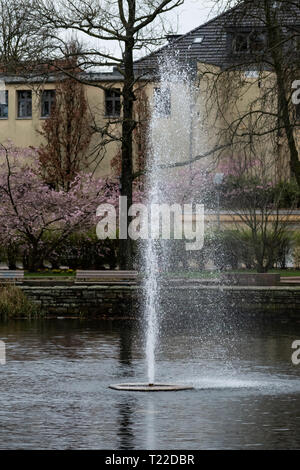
20,285,300,292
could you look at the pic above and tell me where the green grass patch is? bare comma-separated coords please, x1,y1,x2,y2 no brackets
23,268,300,279
226,269,300,277
25,270,75,278
270,270,300,277
165,269,300,279
165,271,220,279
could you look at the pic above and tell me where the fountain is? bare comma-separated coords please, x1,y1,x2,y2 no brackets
110,56,198,392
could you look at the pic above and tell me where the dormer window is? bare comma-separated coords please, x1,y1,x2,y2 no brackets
232,31,266,54
233,33,249,53
250,32,266,52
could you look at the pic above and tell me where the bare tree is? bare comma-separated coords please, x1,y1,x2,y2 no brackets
200,0,300,187
31,0,183,268
0,0,53,72
37,76,95,191
220,148,294,272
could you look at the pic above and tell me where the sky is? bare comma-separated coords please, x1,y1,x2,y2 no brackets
126,0,223,61
166,0,220,34
64,0,226,67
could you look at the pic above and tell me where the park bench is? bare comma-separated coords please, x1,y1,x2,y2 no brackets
221,273,281,286
280,276,300,286
75,270,139,284
0,270,24,283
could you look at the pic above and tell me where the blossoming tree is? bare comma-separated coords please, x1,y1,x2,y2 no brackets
0,143,118,270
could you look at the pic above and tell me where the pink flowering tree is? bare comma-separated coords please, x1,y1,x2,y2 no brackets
0,143,119,271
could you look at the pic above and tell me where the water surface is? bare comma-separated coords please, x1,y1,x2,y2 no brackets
0,317,300,449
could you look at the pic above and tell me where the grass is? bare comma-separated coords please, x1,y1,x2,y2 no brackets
23,268,300,279
275,270,300,277
227,269,300,277
166,269,300,279
0,284,40,318
25,270,75,278
165,271,219,279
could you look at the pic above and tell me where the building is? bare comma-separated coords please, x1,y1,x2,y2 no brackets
0,0,299,181
134,0,300,182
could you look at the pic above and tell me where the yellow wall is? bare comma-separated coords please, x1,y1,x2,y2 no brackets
0,80,125,177
0,83,57,148
196,62,299,181
0,66,297,181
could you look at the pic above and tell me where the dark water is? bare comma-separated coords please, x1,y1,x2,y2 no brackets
0,316,300,449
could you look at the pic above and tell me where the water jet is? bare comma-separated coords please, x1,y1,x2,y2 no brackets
110,57,195,393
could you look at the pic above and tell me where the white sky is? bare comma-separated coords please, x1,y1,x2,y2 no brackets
127,0,223,61
64,0,224,67
166,0,220,33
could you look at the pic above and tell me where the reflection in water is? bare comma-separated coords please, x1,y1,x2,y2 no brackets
117,397,137,450
145,399,156,450
119,322,134,366
0,318,299,449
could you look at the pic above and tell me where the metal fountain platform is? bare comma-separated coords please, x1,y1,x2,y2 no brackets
109,383,194,392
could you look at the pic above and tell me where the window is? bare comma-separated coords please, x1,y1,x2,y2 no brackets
154,87,171,117
105,89,121,117
17,90,32,118
250,32,266,53
232,31,266,54
233,33,249,53
41,90,55,118
0,90,8,118
244,70,259,79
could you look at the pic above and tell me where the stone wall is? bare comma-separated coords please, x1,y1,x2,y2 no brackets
21,285,139,318
20,284,300,318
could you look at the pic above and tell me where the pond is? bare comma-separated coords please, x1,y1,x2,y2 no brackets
0,315,300,449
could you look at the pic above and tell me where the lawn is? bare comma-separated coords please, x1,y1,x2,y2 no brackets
166,269,300,279
23,268,300,279
25,270,75,278
228,269,300,277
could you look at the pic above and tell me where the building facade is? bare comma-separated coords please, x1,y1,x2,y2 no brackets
0,0,299,181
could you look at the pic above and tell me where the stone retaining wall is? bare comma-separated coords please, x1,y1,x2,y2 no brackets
20,285,300,318
21,285,138,318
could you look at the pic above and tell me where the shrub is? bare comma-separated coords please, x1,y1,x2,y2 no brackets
0,284,40,319
276,181,300,209
47,231,119,270
292,232,300,269
208,229,292,272
0,230,120,272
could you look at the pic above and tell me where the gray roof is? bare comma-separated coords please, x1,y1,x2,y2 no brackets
133,0,300,75
2,1,300,84
0,69,123,85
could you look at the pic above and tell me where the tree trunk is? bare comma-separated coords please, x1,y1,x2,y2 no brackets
27,245,43,272
119,34,136,270
275,66,300,186
265,1,300,188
